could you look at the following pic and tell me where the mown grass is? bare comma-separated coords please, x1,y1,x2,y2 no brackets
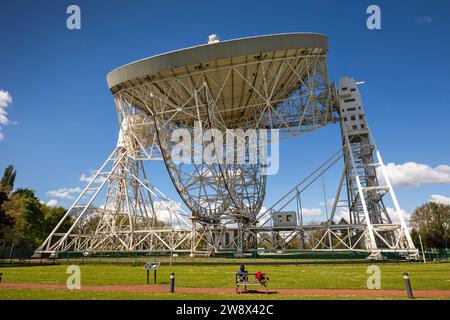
3,288,447,300
0,262,449,300
1,263,449,290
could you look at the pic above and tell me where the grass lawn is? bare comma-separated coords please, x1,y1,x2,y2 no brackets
2,288,441,300
0,262,449,299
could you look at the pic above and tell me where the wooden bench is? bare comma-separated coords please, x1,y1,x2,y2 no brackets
235,273,269,294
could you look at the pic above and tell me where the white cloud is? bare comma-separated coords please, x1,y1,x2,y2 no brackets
46,199,59,207
334,208,350,224
151,200,189,226
320,198,336,208
430,194,450,205
80,170,107,184
416,16,433,24
302,208,323,217
46,187,82,199
0,91,13,125
0,89,14,141
386,207,411,225
0,90,12,110
378,162,450,187
98,200,189,227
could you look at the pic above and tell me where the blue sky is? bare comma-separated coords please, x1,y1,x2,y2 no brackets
1,0,449,222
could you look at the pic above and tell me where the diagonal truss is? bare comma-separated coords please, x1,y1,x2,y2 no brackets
114,54,334,227
34,106,196,256
249,77,417,259
34,36,416,260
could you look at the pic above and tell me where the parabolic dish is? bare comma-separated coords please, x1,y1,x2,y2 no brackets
107,33,330,130
107,33,333,223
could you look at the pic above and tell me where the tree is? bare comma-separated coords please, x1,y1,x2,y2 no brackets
2,189,44,248
14,188,38,201
0,165,16,241
0,191,15,241
0,165,16,195
0,165,70,250
410,202,450,249
42,205,71,236
2,188,70,249
23,196,46,247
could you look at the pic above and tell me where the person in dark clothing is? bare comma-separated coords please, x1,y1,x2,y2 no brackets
236,264,248,290
237,264,248,275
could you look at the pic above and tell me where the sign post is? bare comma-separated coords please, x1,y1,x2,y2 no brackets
144,262,160,285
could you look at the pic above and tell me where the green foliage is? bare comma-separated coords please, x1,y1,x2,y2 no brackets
14,188,38,201
0,164,16,194
0,191,15,239
410,202,450,249
0,165,69,250
1,189,71,249
2,189,43,248
42,205,72,236
22,194,46,247
0,165,17,239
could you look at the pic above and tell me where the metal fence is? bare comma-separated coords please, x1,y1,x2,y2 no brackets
1,247,448,266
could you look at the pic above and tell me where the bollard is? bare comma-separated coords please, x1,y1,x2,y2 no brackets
403,272,414,299
169,272,175,293
0,272,2,283
146,269,150,285
154,269,157,284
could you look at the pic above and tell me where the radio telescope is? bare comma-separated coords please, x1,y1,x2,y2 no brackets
35,33,417,259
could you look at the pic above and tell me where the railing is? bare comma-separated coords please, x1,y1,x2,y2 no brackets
1,247,448,265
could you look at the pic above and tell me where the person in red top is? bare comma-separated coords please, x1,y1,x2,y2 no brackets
256,271,269,283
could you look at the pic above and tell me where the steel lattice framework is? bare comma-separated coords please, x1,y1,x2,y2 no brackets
112,47,333,224
34,33,417,259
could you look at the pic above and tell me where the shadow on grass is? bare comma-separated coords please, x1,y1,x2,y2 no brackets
238,289,277,295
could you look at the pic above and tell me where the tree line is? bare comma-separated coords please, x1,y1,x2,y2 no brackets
410,202,450,249
0,165,70,250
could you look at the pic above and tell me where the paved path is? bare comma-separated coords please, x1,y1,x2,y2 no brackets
2,283,450,298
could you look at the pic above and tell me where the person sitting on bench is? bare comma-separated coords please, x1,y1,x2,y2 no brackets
236,264,248,289
237,264,248,278
256,271,269,284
